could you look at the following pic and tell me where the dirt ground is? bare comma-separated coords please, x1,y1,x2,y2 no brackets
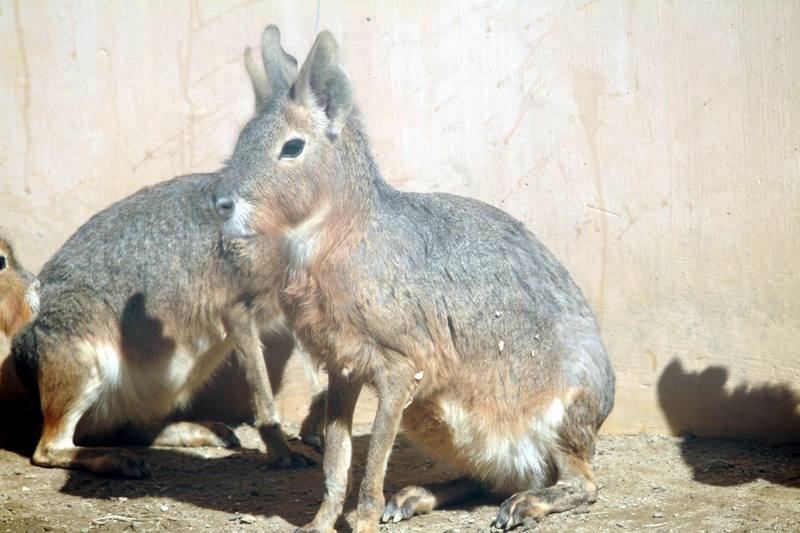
0,412,798,533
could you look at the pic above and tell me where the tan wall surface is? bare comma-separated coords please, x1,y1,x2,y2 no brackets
1,1,799,441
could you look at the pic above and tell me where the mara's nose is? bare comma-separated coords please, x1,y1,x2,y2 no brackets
214,195,235,221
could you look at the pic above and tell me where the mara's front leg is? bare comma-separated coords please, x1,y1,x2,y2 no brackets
355,364,416,533
297,370,362,533
226,306,314,467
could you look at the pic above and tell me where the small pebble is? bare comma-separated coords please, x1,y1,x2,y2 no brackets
160,504,169,512
652,512,665,518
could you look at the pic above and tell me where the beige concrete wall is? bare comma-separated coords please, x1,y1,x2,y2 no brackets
2,1,799,442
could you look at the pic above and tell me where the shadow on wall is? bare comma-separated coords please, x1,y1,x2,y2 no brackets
658,358,800,487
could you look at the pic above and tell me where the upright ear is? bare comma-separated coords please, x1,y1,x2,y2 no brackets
245,25,298,112
293,31,354,140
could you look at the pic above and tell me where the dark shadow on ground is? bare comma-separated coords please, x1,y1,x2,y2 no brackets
0,402,40,457
0,418,483,531
658,358,800,487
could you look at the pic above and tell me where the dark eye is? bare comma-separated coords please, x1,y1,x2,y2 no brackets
0,256,5,271
279,138,305,159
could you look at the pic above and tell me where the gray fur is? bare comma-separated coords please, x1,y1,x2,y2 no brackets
246,25,298,112
14,174,279,433
214,26,614,531
10,30,318,474
213,27,615,530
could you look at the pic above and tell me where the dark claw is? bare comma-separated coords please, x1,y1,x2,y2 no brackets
494,492,543,531
380,500,397,523
224,431,241,448
269,450,316,469
291,451,316,467
302,434,323,451
494,502,512,530
382,492,421,523
116,453,152,479
399,496,419,521
207,421,240,448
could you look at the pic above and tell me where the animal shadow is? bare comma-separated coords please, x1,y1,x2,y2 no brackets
657,358,800,487
120,293,177,362
53,432,481,531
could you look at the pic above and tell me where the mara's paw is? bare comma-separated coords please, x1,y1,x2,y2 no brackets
493,491,549,531
203,421,241,448
381,485,436,524
153,421,240,448
96,450,152,479
259,425,318,468
268,448,317,468
299,390,326,452
300,432,324,452
493,479,594,530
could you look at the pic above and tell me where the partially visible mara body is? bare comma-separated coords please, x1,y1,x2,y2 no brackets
13,174,309,477
0,236,40,403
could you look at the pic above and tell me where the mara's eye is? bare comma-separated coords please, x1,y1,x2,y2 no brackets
0,256,5,271
279,138,305,159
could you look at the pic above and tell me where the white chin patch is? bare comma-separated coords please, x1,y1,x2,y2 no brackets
222,200,258,239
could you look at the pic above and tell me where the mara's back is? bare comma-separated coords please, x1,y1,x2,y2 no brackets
14,172,260,434
38,173,239,325
368,185,614,416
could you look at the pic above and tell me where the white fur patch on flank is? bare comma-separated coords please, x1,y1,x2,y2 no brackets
437,395,569,494
530,397,565,441
94,342,122,386
70,331,234,439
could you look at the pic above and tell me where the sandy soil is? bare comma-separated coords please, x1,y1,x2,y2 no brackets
0,412,798,533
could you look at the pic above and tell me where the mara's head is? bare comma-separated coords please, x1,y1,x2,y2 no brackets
0,237,40,339
214,26,359,240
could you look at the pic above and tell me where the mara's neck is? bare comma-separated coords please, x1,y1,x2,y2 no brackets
284,113,393,273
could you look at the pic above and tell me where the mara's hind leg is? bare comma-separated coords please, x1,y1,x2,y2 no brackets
149,421,240,448
492,452,596,530
493,391,604,531
33,351,150,478
381,478,483,524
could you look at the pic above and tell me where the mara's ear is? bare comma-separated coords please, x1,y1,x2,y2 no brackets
293,31,354,140
245,25,298,111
